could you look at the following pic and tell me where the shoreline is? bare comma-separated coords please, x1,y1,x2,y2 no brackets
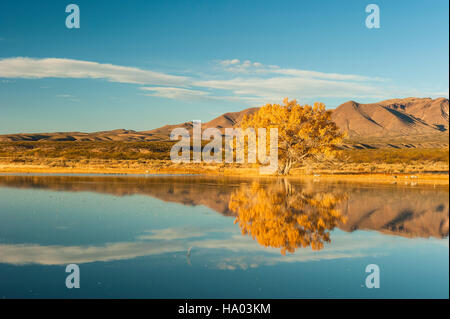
0,165,448,185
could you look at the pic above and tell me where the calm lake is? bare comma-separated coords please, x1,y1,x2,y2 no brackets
0,174,448,298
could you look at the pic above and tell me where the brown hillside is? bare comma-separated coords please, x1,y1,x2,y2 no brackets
0,98,447,148
332,97,449,137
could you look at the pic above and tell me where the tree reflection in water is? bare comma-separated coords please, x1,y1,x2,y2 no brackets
229,180,347,255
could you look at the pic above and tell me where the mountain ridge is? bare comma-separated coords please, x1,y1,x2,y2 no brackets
1,97,448,149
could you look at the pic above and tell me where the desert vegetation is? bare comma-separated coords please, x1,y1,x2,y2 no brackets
0,97,447,180
338,148,449,164
240,98,344,175
0,140,448,179
0,141,175,160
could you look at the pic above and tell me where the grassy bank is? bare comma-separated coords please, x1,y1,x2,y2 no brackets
0,141,448,184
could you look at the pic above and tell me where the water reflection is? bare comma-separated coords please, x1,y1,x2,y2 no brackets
0,174,448,240
229,180,347,254
0,175,448,298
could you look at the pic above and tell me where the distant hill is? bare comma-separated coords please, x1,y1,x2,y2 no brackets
140,107,259,137
332,97,448,137
1,97,448,149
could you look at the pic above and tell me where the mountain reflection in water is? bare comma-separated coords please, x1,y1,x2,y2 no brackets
0,174,448,298
0,175,448,246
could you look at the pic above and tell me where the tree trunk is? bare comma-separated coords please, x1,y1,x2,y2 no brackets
278,159,293,175
282,178,293,195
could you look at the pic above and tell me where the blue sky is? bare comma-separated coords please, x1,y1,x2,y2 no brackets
0,0,448,134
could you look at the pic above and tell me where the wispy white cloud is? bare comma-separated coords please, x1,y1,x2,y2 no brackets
56,94,75,98
216,59,383,81
200,59,447,103
140,86,210,100
0,56,446,106
0,57,189,86
218,59,241,67
194,75,389,103
0,226,405,268
137,227,224,240
0,241,184,265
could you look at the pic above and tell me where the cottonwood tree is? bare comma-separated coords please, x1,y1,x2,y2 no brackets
240,98,345,175
228,180,347,255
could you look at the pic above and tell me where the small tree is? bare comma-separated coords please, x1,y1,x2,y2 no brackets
240,98,345,175
228,180,347,255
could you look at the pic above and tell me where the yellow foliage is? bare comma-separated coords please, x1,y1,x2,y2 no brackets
240,98,345,174
228,180,347,255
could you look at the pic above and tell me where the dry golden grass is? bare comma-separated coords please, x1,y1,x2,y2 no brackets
0,141,448,184
0,157,447,185
338,148,449,164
